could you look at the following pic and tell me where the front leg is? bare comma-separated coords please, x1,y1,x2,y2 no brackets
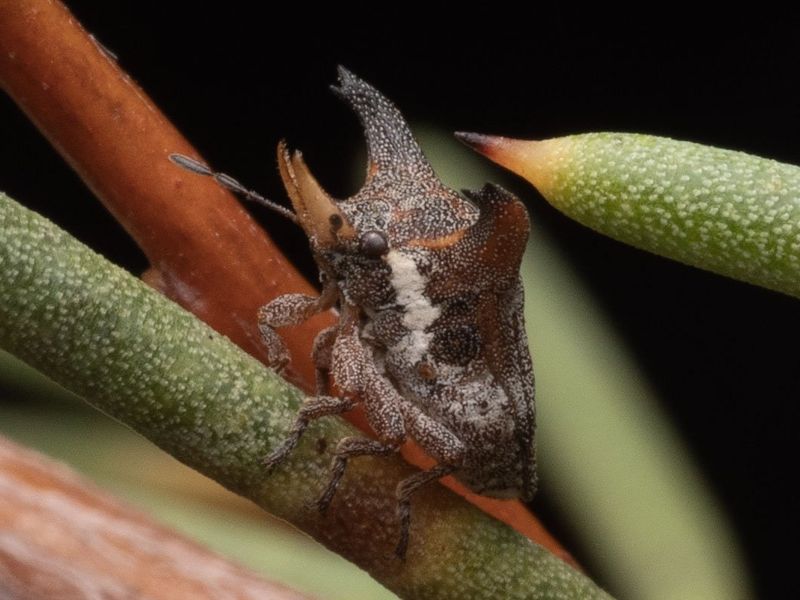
258,282,338,370
260,278,338,327
257,324,290,372
261,324,349,473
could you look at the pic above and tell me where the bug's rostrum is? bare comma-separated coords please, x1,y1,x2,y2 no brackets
276,140,355,248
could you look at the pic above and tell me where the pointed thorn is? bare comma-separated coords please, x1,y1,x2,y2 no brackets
453,131,508,157
457,132,557,196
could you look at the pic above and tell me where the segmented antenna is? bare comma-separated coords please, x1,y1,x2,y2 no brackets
169,153,298,224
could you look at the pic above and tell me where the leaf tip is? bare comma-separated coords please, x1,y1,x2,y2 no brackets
454,132,562,196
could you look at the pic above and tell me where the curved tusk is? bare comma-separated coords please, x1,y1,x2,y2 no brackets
276,141,355,247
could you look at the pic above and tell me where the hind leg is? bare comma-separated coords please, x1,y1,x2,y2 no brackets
393,400,466,558
394,464,456,558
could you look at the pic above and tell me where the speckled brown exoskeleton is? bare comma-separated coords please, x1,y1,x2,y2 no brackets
171,67,536,559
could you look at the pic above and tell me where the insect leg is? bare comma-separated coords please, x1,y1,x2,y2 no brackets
257,324,290,372
263,394,355,473
258,282,338,371
313,436,399,513
395,464,456,559
313,313,406,512
311,325,338,395
259,292,326,328
313,378,406,513
393,400,466,558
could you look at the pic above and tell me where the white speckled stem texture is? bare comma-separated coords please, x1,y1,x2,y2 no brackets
0,193,612,599
540,134,800,298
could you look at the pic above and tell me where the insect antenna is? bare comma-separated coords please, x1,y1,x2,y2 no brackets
169,153,298,224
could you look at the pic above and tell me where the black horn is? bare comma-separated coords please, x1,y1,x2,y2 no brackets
331,67,435,181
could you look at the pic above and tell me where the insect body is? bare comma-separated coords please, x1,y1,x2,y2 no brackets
172,68,536,558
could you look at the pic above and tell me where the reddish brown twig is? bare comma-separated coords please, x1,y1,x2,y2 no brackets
0,0,325,387
0,0,575,569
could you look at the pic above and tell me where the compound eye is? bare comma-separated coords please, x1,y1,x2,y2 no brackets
359,230,389,257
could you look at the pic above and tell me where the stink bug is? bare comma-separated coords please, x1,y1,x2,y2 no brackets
171,67,536,558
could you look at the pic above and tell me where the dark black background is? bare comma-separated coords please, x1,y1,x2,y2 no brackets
2,5,798,598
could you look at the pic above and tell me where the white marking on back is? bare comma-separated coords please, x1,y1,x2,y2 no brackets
385,249,440,364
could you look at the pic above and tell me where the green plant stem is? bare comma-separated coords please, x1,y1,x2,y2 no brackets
0,192,611,599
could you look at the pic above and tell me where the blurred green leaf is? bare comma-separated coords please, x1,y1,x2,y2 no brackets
0,377,394,600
